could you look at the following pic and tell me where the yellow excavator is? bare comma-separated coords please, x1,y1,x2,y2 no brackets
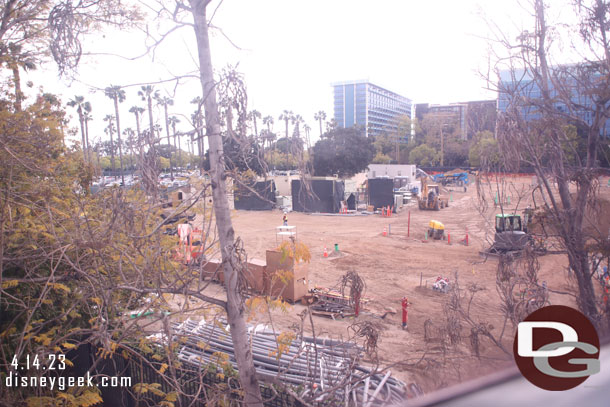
418,178,449,210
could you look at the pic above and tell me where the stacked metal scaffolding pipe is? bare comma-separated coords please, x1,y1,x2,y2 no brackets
172,319,406,406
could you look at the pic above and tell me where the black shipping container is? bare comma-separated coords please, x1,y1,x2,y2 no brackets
234,180,276,210
291,179,344,213
368,178,394,210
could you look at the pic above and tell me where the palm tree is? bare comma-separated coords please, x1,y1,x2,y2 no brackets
105,85,126,185
168,115,181,166
279,110,294,139
83,106,93,165
129,106,145,163
123,128,136,169
303,124,312,151
191,97,205,162
5,43,36,111
93,138,102,171
314,110,327,137
138,86,159,147
262,115,274,150
138,85,160,197
67,96,92,163
155,95,174,179
103,114,117,175
153,124,163,144
248,109,261,138
262,115,274,132
292,114,304,138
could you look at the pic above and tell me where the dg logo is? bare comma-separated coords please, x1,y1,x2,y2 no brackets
514,305,600,390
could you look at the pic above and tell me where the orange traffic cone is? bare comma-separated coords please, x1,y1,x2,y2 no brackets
323,246,328,257
383,226,387,236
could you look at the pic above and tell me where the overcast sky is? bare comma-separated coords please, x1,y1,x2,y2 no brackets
25,0,552,145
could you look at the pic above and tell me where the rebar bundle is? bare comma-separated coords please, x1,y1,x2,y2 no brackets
172,319,406,406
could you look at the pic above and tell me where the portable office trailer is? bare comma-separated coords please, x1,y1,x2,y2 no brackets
367,164,416,180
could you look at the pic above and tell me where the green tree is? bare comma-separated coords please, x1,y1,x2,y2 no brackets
420,113,469,167
373,134,395,157
409,144,439,166
0,1,139,77
385,114,417,163
372,151,393,164
312,127,374,177
468,131,499,167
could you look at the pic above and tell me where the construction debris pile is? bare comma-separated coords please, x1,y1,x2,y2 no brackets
308,271,367,319
432,276,450,293
308,287,358,318
173,319,406,406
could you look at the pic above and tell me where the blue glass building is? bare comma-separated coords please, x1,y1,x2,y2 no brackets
332,80,412,139
497,68,610,136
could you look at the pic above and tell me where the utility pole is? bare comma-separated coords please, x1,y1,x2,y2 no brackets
440,123,449,167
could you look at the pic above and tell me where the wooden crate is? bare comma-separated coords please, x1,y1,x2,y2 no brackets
201,257,223,282
244,258,266,293
265,250,308,303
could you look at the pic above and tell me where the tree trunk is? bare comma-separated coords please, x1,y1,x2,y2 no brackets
188,1,262,405
114,97,125,186
10,62,22,111
533,0,600,325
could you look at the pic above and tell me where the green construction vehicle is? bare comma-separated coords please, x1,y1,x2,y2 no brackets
488,213,531,253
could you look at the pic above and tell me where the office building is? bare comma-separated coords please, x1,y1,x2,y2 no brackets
332,80,412,140
415,100,496,140
497,67,610,136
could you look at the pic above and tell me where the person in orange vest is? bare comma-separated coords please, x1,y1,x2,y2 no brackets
283,212,288,226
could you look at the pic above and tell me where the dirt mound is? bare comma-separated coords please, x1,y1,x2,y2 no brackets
444,168,468,175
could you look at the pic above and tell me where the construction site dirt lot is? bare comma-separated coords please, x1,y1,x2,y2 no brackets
201,175,610,393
